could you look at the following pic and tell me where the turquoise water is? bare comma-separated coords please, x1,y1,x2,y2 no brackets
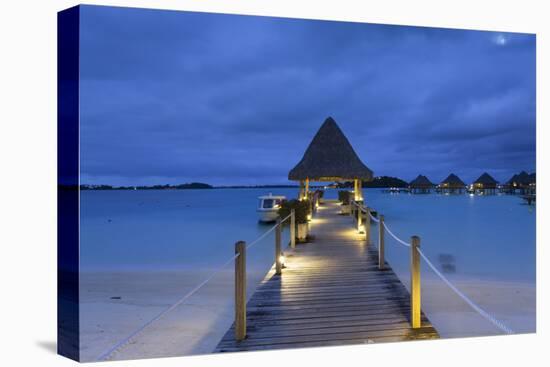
80,188,535,282
80,188,536,339
80,188,295,273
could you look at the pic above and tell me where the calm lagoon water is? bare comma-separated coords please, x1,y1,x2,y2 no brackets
80,188,535,283
80,188,536,346
80,188,296,273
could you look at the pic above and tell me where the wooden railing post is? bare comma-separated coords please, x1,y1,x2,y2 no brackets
410,236,421,328
290,209,296,249
378,215,385,269
365,207,371,245
275,218,282,275
235,241,246,341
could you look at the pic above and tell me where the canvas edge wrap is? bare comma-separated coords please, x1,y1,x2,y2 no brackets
57,5,80,361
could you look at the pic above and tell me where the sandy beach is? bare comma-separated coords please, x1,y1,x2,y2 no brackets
78,268,274,362
421,278,535,338
77,267,536,361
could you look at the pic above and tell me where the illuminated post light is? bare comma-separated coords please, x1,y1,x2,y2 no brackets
279,254,285,268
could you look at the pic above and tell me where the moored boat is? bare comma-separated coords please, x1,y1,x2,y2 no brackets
257,193,286,222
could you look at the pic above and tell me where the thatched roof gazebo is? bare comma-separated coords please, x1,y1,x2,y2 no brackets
289,117,373,201
440,173,466,193
409,175,435,194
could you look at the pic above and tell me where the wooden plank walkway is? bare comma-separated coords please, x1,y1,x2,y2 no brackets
216,200,438,352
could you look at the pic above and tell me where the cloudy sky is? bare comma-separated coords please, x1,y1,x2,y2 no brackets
79,5,536,186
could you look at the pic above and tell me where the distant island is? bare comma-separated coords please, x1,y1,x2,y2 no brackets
75,183,301,190
64,177,411,191
79,182,213,190
334,176,408,189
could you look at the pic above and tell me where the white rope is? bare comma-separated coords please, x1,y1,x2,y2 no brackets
368,211,380,223
96,252,240,361
383,223,411,247
417,248,514,334
97,213,292,361
246,213,291,250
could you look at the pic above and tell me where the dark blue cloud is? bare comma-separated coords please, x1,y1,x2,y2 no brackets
79,5,536,186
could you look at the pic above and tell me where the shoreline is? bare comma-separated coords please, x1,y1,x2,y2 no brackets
79,268,272,361
77,269,535,361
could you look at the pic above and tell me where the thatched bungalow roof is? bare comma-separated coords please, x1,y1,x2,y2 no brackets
507,171,530,185
409,175,435,188
474,172,498,185
288,117,373,181
441,173,466,187
506,174,518,185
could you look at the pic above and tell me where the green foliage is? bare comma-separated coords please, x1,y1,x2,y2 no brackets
338,190,351,205
333,176,409,189
278,199,310,225
363,176,408,188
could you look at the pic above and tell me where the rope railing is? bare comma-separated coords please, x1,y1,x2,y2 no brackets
417,248,514,334
246,213,291,250
349,199,513,335
368,210,380,223
383,223,411,248
96,212,293,361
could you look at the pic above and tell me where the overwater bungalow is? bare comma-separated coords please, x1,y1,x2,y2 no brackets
288,116,373,203
409,174,435,194
472,172,498,195
528,173,536,194
439,173,466,194
505,171,531,194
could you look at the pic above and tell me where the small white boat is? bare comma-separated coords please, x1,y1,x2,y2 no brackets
257,193,286,223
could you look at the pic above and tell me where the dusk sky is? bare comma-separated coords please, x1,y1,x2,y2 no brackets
79,5,536,186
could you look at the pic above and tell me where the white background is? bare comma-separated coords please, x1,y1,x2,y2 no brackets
0,0,547,366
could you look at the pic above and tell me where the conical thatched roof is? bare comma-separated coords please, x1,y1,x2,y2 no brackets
474,172,498,185
516,171,530,184
441,173,465,186
409,174,434,187
506,174,518,185
288,117,373,181
507,171,530,185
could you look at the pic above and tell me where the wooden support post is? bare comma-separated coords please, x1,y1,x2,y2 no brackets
305,177,310,200
378,215,385,269
235,241,246,341
275,218,282,275
365,207,371,245
410,236,421,328
299,180,304,200
290,209,296,248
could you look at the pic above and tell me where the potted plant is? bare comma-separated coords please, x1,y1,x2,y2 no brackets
338,190,352,215
278,199,310,242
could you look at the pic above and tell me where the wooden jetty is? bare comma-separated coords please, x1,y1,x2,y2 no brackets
216,200,438,352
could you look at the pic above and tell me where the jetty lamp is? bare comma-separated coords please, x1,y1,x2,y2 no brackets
358,224,366,234
279,253,286,268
